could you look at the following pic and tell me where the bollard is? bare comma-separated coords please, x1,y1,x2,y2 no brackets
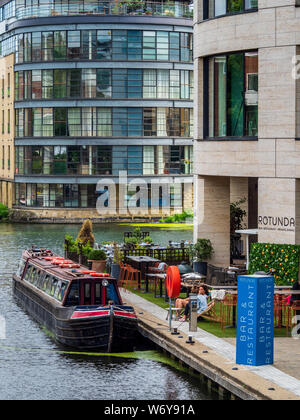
236,274,274,366
189,294,198,332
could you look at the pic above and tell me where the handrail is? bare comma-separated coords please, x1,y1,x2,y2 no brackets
15,1,194,19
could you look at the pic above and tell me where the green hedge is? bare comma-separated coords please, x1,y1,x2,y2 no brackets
249,243,300,285
0,203,9,220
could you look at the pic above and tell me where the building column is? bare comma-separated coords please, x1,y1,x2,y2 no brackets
194,175,230,267
258,178,300,244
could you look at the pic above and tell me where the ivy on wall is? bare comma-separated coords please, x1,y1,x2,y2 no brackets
248,243,300,286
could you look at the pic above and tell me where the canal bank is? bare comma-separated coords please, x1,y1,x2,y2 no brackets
120,290,300,400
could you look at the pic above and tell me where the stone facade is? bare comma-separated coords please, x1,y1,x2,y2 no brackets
194,0,300,265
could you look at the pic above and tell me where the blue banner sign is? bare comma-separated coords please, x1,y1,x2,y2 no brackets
236,275,274,366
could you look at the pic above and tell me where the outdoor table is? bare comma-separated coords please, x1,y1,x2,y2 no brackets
127,256,161,292
146,273,166,298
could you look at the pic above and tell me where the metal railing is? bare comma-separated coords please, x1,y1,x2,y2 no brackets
16,1,193,19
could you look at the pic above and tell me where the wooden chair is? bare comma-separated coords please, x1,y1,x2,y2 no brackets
123,265,141,291
220,293,237,330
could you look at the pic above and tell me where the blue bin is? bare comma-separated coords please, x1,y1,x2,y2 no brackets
236,275,274,366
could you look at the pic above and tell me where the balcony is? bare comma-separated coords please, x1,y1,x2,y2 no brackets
15,0,193,20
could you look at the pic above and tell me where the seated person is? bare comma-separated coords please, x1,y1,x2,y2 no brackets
179,284,210,322
175,286,199,320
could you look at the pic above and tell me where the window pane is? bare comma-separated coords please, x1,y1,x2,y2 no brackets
209,56,227,137
227,53,244,136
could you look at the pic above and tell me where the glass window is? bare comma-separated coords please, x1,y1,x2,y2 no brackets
32,32,41,62
167,108,180,137
143,31,156,60
207,51,258,138
128,108,142,137
42,31,53,61
170,32,180,62
112,146,127,174
97,30,112,60
42,70,53,99
227,53,244,136
67,30,80,59
82,30,97,60
112,30,127,61
32,146,43,174
128,69,142,98
113,108,127,137
170,70,180,99
209,56,227,137
54,108,67,136
143,70,156,98
97,108,112,136
54,69,66,98
49,183,64,207
157,32,169,61
143,145,155,175
54,31,66,60
68,108,81,136
82,69,96,98
128,30,142,60
68,69,81,97
112,69,127,99
128,146,142,175
157,70,169,98
96,69,112,98
82,107,95,137
95,146,112,175
143,108,156,136
43,108,53,136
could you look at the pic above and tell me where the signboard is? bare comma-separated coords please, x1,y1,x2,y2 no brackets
236,275,274,366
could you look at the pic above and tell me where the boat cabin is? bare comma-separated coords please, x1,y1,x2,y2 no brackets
17,249,122,307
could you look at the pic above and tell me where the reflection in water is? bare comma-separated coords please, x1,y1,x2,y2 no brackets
0,223,212,400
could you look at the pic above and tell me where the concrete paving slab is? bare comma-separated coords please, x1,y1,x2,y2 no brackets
121,289,300,399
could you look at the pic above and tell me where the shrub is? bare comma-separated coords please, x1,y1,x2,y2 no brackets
88,249,107,261
191,238,214,262
249,243,300,286
0,203,9,220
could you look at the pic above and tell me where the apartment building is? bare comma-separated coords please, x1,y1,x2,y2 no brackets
0,0,194,220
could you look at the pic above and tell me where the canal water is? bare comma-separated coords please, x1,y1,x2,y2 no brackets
0,223,212,400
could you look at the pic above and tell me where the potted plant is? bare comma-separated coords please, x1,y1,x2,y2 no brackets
88,249,107,273
111,243,122,284
191,238,214,276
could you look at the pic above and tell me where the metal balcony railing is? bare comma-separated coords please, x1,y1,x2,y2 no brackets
16,1,193,20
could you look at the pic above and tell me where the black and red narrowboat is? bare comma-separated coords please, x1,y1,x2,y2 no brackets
12,247,138,352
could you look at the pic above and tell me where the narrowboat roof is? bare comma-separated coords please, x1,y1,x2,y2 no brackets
22,248,114,283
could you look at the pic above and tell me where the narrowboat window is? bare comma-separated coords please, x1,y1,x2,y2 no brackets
36,271,44,289
59,281,68,302
42,274,51,292
45,275,53,295
54,280,62,300
50,278,58,296
17,258,26,277
65,282,79,306
24,264,33,281
30,267,37,284
95,283,102,305
85,283,91,299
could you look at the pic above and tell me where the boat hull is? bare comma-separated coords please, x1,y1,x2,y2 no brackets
13,275,138,352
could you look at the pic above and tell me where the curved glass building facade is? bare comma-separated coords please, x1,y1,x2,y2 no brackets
0,0,194,219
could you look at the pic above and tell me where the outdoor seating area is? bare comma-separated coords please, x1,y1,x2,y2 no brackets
64,224,300,339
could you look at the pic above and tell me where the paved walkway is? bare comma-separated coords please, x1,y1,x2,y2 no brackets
121,289,300,399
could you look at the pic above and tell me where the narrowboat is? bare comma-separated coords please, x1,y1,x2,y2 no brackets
12,247,138,352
